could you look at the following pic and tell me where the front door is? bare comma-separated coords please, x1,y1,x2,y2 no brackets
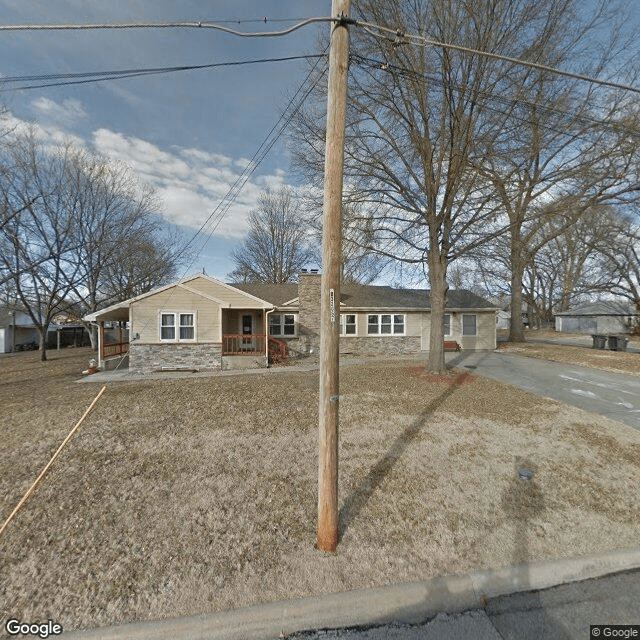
241,314,254,350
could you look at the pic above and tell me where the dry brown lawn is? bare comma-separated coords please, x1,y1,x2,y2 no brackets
498,329,640,376
1,347,640,633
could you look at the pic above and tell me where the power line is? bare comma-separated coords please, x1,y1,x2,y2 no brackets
351,53,640,140
0,54,325,92
177,50,328,268
0,14,637,94
355,19,640,96
0,17,334,37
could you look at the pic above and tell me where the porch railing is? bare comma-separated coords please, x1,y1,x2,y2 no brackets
268,337,287,366
222,333,266,356
102,342,129,359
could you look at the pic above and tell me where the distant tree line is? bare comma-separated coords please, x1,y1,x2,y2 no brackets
0,123,184,360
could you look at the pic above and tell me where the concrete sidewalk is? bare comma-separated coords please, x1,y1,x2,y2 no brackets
62,547,640,639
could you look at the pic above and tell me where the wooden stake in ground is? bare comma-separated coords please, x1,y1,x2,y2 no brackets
0,385,107,537
317,0,351,553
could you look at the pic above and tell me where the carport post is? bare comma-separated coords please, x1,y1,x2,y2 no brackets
317,0,350,553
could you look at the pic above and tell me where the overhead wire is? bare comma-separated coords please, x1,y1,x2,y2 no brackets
354,19,640,96
175,47,329,269
0,55,325,92
351,53,640,141
0,14,637,93
0,17,334,37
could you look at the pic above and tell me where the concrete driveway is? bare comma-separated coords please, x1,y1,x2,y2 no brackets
446,350,640,431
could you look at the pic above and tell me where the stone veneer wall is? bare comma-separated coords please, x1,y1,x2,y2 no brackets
281,335,421,360
296,272,322,356
129,343,222,373
339,336,421,356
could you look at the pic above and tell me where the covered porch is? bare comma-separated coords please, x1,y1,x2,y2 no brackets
221,309,287,366
83,301,131,370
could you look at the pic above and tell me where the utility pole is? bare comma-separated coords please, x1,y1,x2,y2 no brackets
317,0,351,553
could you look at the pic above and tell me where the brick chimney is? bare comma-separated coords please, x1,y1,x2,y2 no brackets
298,270,321,353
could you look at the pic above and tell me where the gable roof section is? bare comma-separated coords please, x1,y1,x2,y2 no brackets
84,274,273,322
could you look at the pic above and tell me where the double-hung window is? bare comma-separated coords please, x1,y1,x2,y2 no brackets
462,314,477,336
179,314,195,340
443,313,451,337
269,313,296,336
340,314,357,336
367,314,405,335
160,312,195,341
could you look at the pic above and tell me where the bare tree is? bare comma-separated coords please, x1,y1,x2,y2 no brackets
591,213,640,310
292,0,617,372
0,130,185,356
0,131,80,360
473,0,640,341
302,196,388,284
60,151,182,347
228,187,314,283
99,229,181,302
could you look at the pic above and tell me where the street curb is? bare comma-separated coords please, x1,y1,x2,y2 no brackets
62,546,640,639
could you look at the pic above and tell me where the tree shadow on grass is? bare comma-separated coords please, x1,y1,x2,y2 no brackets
338,368,472,541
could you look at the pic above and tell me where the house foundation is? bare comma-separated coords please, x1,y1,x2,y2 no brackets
129,343,222,374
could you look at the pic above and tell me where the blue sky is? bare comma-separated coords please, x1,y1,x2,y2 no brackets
0,1,330,280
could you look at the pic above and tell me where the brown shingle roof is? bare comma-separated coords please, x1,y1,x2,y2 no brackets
231,282,496,310
231,283,299,306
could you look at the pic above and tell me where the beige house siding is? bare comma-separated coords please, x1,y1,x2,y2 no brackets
185,277,268,309
131,286,222,344
338,310,422,338
420,310,496,350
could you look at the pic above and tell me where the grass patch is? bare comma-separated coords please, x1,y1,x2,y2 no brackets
1,349,640,631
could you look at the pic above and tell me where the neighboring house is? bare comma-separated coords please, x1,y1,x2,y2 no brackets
555,301,640,335
0,306,89,353
84,271,499,374
0,306,43,353
496,309,510,330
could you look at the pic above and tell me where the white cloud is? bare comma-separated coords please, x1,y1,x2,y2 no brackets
0,109,293,241
31,97,88,127
91,128,289,238
1,109,85,149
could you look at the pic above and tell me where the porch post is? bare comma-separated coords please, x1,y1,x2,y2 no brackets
98,322,105,368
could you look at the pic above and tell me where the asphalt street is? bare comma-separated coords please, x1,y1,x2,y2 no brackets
287,568,640,639
446,349,640,431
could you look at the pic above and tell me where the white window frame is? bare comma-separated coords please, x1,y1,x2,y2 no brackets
462,314,477,336
443,313,452,337
269,313,297,337
367,313,406,336
179,313,195,340
340,314,357,336
159,311,197,342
